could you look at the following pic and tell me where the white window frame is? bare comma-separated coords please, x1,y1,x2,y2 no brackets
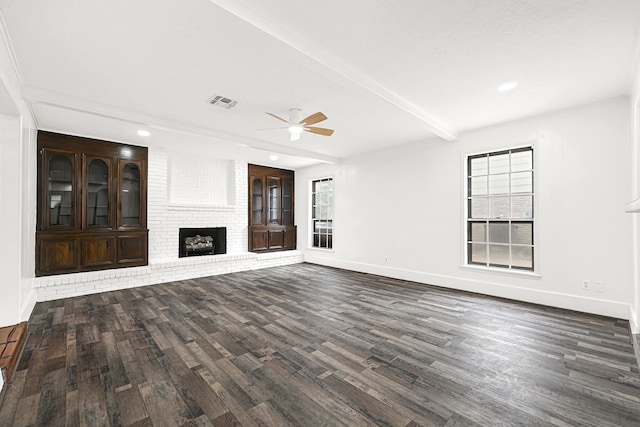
310,177,334,250
464,145,538,275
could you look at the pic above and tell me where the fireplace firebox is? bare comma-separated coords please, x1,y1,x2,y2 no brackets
178,227,226,258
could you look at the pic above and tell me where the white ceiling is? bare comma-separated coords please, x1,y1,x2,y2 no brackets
0,0,639,168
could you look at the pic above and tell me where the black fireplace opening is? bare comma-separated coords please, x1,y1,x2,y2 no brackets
179,227,226,258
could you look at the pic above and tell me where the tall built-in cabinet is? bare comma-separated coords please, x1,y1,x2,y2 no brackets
248,164,296,252
36,131,148,276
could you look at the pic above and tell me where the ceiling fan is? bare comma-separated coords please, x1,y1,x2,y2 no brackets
264,108,334,141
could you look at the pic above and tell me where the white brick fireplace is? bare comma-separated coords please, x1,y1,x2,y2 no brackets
32,147,302,301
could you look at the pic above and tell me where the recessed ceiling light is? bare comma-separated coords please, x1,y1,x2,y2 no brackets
269,155,279,161
137,129,150,137
498,82,518,92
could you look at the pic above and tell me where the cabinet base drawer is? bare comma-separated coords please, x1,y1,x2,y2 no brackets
36,230,148,276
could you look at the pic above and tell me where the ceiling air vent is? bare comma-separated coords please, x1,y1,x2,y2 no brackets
208,95,238,109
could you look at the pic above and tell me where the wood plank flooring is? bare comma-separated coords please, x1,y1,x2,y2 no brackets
1,263,640,426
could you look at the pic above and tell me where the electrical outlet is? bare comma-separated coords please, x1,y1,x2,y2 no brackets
593,281,604,293
582,280,590,291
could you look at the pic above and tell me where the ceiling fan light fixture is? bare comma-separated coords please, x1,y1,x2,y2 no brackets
288,124,303,140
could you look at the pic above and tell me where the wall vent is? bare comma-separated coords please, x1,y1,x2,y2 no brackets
208,95,238,109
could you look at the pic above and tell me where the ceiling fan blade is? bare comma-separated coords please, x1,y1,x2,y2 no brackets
300,112,327,126
304,126,334,136
265,112,290,124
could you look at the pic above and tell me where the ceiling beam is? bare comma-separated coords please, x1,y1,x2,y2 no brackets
209,0,458,142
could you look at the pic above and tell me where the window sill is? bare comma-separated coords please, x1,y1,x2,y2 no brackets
460,264,541,279
307,247,335,253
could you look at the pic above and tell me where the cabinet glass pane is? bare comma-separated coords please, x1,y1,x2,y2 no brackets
121,163,140,226
268,179,279,223
252,178,263,224
48,155,74,226
282,180,292,225
87,159,109,226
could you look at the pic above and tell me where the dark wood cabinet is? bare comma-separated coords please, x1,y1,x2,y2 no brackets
36,131,148,276
248,164,296,252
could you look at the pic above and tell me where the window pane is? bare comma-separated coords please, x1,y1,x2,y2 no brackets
489,223,509,244
511,150,532,172
470,156,488,176
311,178,334,249
469,243,487,264
470,197,488,218
489,196,509,218
470,176,487,196
512,246,533,269
511,223,532,245
511,171,532,193
469,222,486,242
467,147,534,271
489,153,509,174
511,195,533,218
489,174,509,195
318,192,329,205
489,244,509,266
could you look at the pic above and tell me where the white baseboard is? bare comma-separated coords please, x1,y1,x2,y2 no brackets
304,254,634,324
19,288,36,323
629,307,639,334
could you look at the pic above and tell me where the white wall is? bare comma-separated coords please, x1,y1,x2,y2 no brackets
630,44,640,331
0,113,21,326
0,23,38,330
297,97,636,330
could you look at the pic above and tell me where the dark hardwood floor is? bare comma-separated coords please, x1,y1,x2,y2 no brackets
1,263,640,426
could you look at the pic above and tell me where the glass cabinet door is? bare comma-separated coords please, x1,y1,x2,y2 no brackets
119,161,141,227
86,157,111,228
282,179,293,225
251,177,264,225
268,177,280,224
45,151,76,229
